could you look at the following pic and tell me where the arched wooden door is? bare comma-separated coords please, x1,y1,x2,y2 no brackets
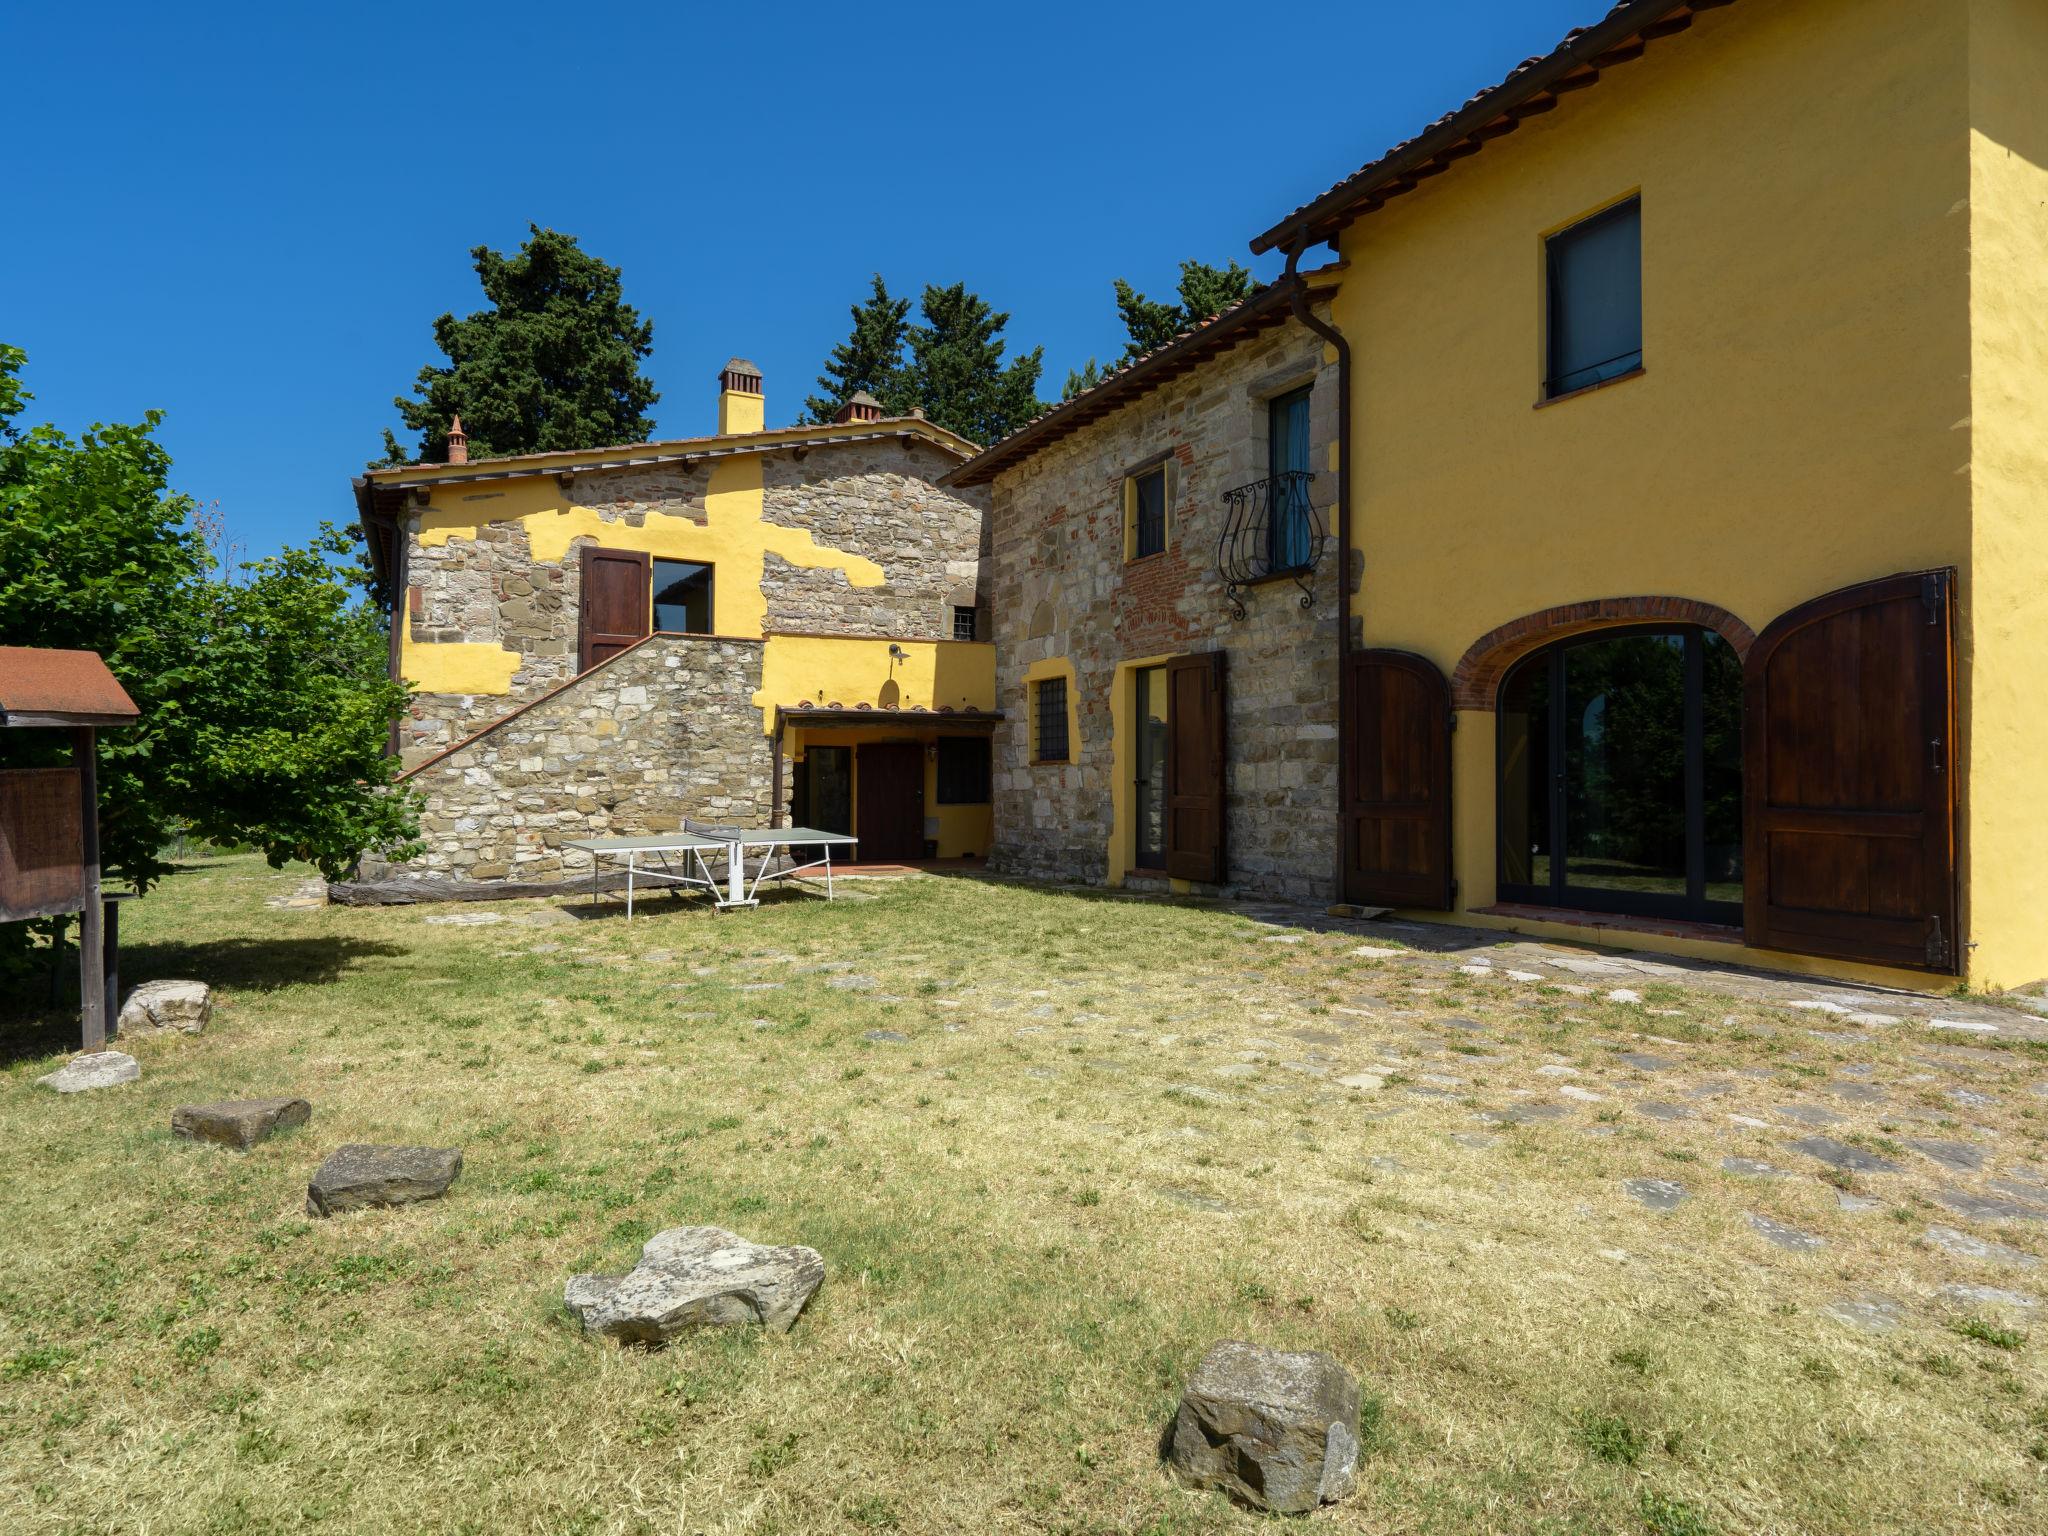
1342,650,1453,909
1744,569,1958,971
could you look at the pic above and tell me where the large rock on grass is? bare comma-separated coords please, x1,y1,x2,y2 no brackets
306,1144,462,1217
564,1226,825,1344
1166,1340,1361,1513
172,1097,311,1150
37,1051,141,1094
117,979,213,1037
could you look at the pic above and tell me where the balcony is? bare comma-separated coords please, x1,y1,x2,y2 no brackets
1217,469,1323,619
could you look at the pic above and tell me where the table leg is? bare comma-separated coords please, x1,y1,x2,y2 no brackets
627,854,636,921
728,842,746,908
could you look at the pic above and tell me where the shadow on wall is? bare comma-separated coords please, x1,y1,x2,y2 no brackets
0,935,407,1066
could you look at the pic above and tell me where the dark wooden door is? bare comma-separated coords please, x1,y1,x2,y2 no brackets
578,546,651,672
1343,650,1453,908
1164,651,1226,884
1744,569,1958,971
856,743,924,863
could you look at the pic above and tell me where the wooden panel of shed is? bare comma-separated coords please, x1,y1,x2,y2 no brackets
0,767,85,920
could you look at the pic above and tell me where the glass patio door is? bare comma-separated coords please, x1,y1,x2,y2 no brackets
1497,627,1741,923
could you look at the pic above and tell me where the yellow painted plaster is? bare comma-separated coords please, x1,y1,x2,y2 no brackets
1332,0,1982,982
756,636,995,731
397,633,523,697
1020,656,1079,766
411,456,884,655
1963,0,2048,988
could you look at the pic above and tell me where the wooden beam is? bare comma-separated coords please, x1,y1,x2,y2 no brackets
75,728,104,1050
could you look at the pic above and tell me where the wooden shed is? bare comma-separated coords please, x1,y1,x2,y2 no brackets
0,647,140,1047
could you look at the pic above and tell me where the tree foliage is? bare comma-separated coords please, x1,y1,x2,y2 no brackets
379,225,659,465
803,275,911,425
1110,259,1258,365
0,344,420,903
805,278,1045,445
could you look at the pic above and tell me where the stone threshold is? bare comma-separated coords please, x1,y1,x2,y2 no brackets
1471,903,1744,946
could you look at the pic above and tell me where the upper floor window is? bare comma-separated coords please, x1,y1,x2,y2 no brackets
1267,386,1313,572
1125,463,1168,561
652,559,714,633
1545,196,1642,399
952,605,978,641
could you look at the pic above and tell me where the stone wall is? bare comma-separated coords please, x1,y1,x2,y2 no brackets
760,436,987,636
360,634,771,888
986,308,1346,902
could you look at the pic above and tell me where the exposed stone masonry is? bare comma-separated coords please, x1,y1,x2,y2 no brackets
987,310,1346,902
761,438,986,636
361,635,771,887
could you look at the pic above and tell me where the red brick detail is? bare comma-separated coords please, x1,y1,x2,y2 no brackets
1450,596,1757,710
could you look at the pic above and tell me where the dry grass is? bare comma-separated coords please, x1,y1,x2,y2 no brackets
2,855,2045,1534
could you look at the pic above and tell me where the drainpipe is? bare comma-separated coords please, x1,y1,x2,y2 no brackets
1282,245,1353,904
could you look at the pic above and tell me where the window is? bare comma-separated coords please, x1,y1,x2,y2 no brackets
1544,196,1642,398
1132,665,1168,869
651,560,713,633
1033,676,1070,763
952,605,978,641
935,736,992,804
1267,387,1313,571
1127,464,1166,560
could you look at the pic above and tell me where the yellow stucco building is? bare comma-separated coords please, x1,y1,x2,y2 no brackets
962,0,2047,990
351,364,998,888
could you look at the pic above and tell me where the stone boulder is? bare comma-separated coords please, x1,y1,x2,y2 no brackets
117,979,213,1037
172,1097,311,1150
306,1144,462,1217
1166,1340,1361,1514
37,1051,141,1094
564,1226,825,1344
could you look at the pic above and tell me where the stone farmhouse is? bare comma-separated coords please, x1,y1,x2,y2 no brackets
947,0,2048,992
350,362,996,892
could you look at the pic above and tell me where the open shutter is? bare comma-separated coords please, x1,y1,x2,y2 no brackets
1744,569,1958,971
578,546,651,672
1342,650,1453,908
1164,650,1226,883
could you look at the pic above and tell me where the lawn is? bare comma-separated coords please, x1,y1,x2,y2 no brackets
2,855,2044,1534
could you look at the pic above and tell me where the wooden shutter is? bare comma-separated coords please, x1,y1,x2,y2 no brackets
1164,651,1226,883
577,546,651,672
1744,569,1958,971
1342,650,1453,909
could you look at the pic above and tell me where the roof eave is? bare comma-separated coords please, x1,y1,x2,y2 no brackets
1249,0,1720,255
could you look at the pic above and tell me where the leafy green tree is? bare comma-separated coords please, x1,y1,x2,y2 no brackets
1060,357,1103,401
804,275,912,424
900,282,1045,446
379,224,659,465
1111,259,1258,365
0,344,419,906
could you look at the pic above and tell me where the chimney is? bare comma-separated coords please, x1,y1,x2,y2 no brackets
832,390,884,425
446,414,469,465
717,357,764,434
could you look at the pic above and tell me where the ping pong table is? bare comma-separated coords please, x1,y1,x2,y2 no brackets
563,825,858,917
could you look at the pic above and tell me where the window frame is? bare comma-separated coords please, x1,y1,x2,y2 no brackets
1032,675,1071,765
1264,385,1315,575
951,604,978,642
1122,457,1172,563
650,558,715,634
1541,194,1644,403
934,735,992,805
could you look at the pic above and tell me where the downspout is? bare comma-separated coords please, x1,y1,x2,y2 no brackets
1282,245,1353,904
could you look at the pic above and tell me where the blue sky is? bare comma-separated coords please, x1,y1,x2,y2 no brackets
5,1,1596,560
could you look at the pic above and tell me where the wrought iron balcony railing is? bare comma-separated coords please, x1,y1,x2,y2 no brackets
1217,469,1323,618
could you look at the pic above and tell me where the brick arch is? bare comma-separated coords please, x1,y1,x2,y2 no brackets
1451,596,1757,710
